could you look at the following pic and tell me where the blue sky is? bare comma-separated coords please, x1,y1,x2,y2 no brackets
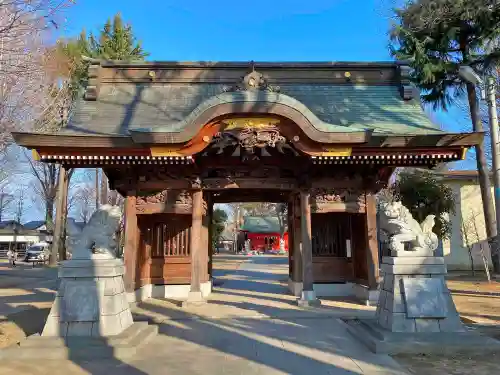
61,0,393,61
59,0,474,137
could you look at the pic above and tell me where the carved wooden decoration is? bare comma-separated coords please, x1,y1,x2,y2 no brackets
208,125,298,160
311,188,366,213
222,64,280,93
136,190,207,214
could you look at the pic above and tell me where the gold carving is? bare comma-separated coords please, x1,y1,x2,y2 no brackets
221,117,280,130
319,147,352,157
150,147,183,157
32,149,41,161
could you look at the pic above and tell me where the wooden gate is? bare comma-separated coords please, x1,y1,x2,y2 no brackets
311,212,355,282
138,214,192,286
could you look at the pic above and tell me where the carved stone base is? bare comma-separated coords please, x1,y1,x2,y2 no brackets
376,256,463,333
344,256,499,354
181,291,207,308
43,258,133,337
297,290,321,307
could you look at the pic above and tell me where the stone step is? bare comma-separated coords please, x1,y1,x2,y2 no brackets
0,322,158,360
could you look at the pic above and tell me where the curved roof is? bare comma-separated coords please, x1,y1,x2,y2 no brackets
62,83,440,140
240,216,282,234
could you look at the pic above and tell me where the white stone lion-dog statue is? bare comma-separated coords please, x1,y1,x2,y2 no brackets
69,204,123,260
379,201,438,254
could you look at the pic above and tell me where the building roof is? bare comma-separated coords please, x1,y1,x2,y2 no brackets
13,60,470,146
60,83,440,138
434,170,492,181
0,220,22,230
23,220,46,230
240,216,282,234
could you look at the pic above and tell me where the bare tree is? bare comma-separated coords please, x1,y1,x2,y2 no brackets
0,183,14,221
13,184,28,223
0,1,75,149
461,209,492,281
72,183,96,224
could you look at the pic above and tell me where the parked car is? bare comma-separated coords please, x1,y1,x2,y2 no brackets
24,242,50,263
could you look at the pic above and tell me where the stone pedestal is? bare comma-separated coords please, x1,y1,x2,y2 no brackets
43,258,133,337
297,290,322,307
181,290,207,308
375,256,462,333
346,255,500,354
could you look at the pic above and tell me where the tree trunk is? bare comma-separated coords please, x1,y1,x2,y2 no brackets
100,171,108,205
50,166,69,266
45,197,55,231
466,82,500,273
108,190,118,206
95,168,100,210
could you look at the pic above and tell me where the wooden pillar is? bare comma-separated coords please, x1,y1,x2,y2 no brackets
287,200,293,278
201,196,210,283
365,193,380,289
124,193,138,292
190,189,203,292
207,197,214,278
183,189,206,306
298,190,320,305
292,195,302,282
300,191,314,292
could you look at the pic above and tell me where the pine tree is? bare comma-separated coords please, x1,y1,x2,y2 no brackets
390,0,500,273
91,13,148,61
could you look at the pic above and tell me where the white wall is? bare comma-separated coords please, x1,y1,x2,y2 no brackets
443,180,493,271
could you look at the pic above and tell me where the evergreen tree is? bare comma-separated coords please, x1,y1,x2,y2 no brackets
390,0,500,273
91,13,148,61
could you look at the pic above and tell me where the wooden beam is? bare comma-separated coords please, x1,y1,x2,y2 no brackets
203,178,297,190
136,203,192,215
136,179,191,190
124,194,139,292
312,202,366,214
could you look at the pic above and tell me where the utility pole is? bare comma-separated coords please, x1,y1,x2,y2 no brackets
487,76,500,272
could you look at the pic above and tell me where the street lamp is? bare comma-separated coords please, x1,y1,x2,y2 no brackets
459,66,500,237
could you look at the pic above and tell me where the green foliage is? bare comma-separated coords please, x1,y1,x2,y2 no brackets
390,0,500,110
58,12,148,95
90,13,148,61
391,170,456,239
212,208,228,248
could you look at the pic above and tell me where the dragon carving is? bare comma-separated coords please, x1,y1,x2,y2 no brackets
210,125,297,160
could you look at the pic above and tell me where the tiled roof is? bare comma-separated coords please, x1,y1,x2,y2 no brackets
23,220,46,230
240,216,282,233
60,83,440,137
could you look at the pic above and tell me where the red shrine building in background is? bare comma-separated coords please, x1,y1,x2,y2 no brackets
239,216,289,252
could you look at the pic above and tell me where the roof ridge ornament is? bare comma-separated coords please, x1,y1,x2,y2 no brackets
83,57,102,101
398,65,416,101
222,62,280,93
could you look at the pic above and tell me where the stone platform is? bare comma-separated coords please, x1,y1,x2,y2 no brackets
0,322,158,360
347,255,500,354
43,258,135,337
346,319,500,355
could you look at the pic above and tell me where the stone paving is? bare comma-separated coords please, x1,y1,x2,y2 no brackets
0,254,409,374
